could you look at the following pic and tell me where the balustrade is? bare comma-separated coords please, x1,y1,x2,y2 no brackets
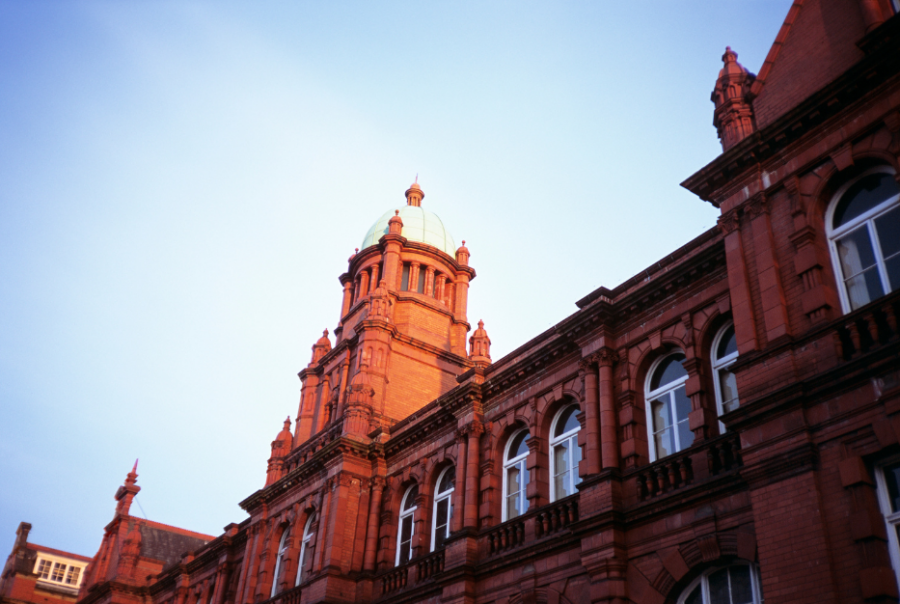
380,565,409,595
263,585,301,604
535,496,578,538
708,432,742,475
486,518,526,556
636,451,694,501
834,295,899,361
415,549,444,582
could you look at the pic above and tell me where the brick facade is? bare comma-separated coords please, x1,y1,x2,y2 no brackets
7,2,900,604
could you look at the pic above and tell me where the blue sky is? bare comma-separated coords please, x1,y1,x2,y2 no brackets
0,1,790,558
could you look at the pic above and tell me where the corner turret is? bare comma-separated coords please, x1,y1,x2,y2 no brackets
712,47,757,151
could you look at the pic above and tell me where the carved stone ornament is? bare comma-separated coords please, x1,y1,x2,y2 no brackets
717,209,741,235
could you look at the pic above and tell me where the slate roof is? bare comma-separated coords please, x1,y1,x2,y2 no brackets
139,524,211,568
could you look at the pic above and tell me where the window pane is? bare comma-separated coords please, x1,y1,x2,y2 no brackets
708,568,730,604
729,566,753,604
555,406,580,436
674,385,691,420
401,516,413,543
438,468,455,493
837,226,878,276
506,492,520,519
876,206,900,258
845,267,884,310
554,441,569,475
555,471,569,499
417,270,426,293
885,254,900,293
51,563,66,582
650,354,687,390
655,427,674,459
435,498,448,531
833,173,900,227
719,368,739,414
677,419,693,452
521,460,530,492
684,585,702,604
717,325,737,359
401,265,410,291
572,437,582,487
884,462,900,512
509,431,530,458
37,560,51,579
508,466,521,495
402,486,418,511
651,398,671,432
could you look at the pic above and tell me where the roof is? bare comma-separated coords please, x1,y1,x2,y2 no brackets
27,544,92,563
360,206,456,256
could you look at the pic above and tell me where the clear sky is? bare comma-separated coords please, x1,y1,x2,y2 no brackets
0,1,791,558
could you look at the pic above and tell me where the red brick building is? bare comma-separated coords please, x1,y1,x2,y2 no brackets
0,523,92,604
9,1,900,604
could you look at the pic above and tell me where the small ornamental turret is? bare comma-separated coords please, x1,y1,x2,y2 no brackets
310,329,332,365
114,460,141,516
468,319,492,368
116,521,142,580
712,47,757,151
265,416,293,486
388,210,403,235
344,363,376,436
405,180,424,207
456,240,470,266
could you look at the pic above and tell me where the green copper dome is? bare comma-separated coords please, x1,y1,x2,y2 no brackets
361,206,456,256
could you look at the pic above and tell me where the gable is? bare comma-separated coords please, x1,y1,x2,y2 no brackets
752,0,867,129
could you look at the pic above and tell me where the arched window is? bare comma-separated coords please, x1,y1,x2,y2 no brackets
502,429,530,521
270,527,289,597
646,352,692,461
827,167,900,312
395,484,418,565
678,563,763,604
712,322,739,428
550,405,582,501
295,514,315,586
431,466,455,551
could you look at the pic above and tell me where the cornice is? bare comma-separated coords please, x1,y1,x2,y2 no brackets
682,17,900,204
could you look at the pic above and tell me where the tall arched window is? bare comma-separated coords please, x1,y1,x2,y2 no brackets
646,352,692,461
827,167,900,312
550,405,582,501
678,563,763,604
395,484,418,565
431,466,455,551
294,514,315,586
270,527,289,597
712,322,739,429
502,429,530,521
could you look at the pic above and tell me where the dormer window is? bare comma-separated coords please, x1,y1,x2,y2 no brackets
34,557,84,589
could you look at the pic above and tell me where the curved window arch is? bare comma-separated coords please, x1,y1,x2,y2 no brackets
270,527,289,597
395,484,418,565
502,428,530,521
677,562,763,604
431,466,455,551
827,167,900,312
645,352,692,461
295,514,315,586
712,322,739,430
550,405,582,501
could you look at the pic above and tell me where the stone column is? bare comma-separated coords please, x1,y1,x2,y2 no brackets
340,279,353,320
369,264,380,292
358,269,369,298
363,478,384,572
464,423,482,528
453,432,467,533
425,266,435,297
597,349,620,470
435,274,446,302
410,262,420,293
580,357,601,475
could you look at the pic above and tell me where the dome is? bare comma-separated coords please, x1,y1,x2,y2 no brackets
361,206,456,256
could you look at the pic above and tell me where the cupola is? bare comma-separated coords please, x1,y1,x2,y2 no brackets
712,47,757,151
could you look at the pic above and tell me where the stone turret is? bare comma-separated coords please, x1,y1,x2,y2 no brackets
712,47,756,151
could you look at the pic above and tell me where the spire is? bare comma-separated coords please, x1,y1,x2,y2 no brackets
405,181,424,207
468,319,492,368
712,47,756,151
115,461,141,516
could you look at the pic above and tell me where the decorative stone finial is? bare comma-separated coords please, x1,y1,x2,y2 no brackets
456,240,470,266
469,319,492,368
310,329,332,365
712,46,756,151
388,210,404,235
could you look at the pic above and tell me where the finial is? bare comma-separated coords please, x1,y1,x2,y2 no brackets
462,240,466,246
132,459,139,474
283,416,291,429
355,248,359,253
415,173,418,184
395,210,399,216
323,328,329,337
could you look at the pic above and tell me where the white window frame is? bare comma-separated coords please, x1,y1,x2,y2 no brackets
295,514,316,586
875,456,900,589
430,466,455,552
395,485,418,566
33,555,86,590
676,562,763,604
645,351,691,462
270,527,289,597
549,405,582,502
826,166,900,314
501,428,530,522
712,321,739,432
